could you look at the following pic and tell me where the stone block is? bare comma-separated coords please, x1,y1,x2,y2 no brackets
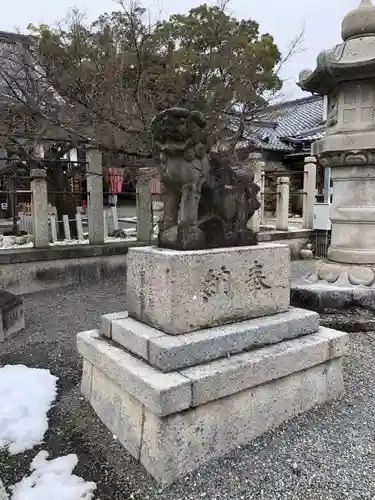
90,364,143,460
110,308,320,371
76,330,192,416
112,317,161,359
126,244,290,334
150,308,319,371
318,326,348,356
101,311,128,338
181,327,347,406
0,291,24,343
81,359,93,399
86,356,344,485
140,359,343,484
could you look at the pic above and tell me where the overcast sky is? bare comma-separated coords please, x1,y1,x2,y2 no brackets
0,0,361,99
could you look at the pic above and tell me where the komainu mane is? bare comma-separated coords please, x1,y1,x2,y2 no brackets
151,107,260,250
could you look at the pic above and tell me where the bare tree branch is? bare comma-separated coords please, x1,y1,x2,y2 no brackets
275,24,305,77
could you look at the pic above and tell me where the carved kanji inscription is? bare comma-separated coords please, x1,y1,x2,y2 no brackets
201,266,231,301
246,260,271,290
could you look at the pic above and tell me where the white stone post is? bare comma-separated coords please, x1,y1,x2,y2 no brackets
111,206,119,230
136,179,153,242
260,169,265,224
50,215,58,242
62,214,71,240
303,156,317,229
276,176,290,231
30,168,49,248
86,148,104,245
103,211,108,238
75,212,84,240
247,153,265,232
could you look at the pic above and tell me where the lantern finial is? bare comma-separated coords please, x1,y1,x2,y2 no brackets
342,0,375,40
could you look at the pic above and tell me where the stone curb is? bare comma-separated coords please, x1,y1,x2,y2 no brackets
0,240,144,264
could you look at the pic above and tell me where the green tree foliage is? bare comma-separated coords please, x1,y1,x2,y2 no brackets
152,4,281,113
22,2,282,156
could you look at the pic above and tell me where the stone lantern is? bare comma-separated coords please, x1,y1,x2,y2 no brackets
293,0,375,307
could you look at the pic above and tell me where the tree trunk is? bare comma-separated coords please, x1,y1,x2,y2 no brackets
8,177,18,234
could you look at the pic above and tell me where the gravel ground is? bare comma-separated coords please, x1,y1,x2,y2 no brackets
0,263,375,500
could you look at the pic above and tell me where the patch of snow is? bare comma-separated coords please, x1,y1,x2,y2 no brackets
10,451,97,500
0,365,58,454
1,242,34,250
50,236,134,246
49,239,90,246
105,236,137,243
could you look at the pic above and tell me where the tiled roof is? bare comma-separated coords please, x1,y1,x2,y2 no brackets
287,125,326,143
234,95,325,152
0,31,30,45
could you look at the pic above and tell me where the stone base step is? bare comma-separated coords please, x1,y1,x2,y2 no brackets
0,290,24,343
77,326,348,484
100,308,320,372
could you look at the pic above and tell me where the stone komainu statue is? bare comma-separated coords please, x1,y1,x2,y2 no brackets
151,107,260,250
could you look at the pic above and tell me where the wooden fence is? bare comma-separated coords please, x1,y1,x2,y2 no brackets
17,202,57,217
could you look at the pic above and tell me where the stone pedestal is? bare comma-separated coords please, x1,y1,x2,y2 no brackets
77,244,348,484
291,260,375,312
127,245,290,334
